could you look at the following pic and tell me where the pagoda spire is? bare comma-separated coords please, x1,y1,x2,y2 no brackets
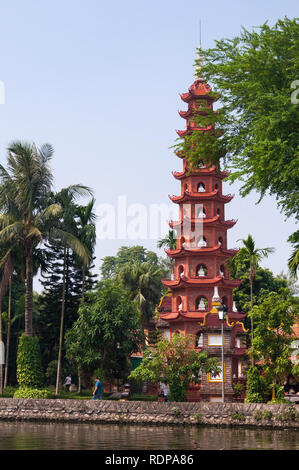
195,45,204,82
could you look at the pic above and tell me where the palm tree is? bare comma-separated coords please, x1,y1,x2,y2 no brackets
0,247,23,391
237,234,275,365
52,187,93,395
157,230,177,279
0,142,58,336
0,142,91,337
288,230,299,279
118,261,163,330
0,245,14,393
75,198,96,299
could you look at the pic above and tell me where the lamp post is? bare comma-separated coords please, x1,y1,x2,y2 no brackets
217,302,227,403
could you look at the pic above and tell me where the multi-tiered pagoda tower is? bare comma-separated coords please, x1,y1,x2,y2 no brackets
157,70,247,402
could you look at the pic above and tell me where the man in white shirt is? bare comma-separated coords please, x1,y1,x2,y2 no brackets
163,381,170,402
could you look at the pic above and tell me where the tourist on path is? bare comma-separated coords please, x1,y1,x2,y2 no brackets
163,381,170,402
64,374,72,392
92,377,103,400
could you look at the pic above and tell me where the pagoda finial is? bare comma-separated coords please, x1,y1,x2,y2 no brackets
195,20,204,81
195,46,204,82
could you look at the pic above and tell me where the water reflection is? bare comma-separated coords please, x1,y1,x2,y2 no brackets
0,422,298,450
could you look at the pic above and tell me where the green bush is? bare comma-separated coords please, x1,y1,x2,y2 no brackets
263,410,273,420
129,394,157,402
245,366,265,403
231,412,246,422
253,410,263,421
193,413,202,423
13,387,53,399
16,334,44,388
232,382,244,397
1,386,18,398
276,404,299,422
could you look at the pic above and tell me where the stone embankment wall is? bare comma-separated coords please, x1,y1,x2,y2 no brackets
0,399,298,429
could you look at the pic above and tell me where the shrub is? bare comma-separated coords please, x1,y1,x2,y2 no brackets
253,410,263,421
231,413,246,421
232,382,244,397
193,413,202,423
16,334,44,388
276,404,299,422
1,386,18,398
245,366,265,403
13,387,53,399
129,394,157,402
262,410,273,420
172,407,181,417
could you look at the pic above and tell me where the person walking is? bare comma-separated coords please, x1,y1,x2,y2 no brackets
163,381,170,402
64,374,72,392
92,377,103,400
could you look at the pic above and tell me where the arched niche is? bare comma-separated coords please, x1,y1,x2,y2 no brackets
197,206,206,218
176,296,183,312
196,264,207,277
195,296,208,311
197,182,205,193
197,236,207,248
195,331,203,347
178,265,185,278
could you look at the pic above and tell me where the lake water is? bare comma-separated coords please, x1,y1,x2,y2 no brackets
0,422,298,450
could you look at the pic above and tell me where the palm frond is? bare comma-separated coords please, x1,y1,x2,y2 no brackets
52,228,90,266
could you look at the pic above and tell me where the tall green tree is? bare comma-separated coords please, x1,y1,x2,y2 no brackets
288,230,299,279
75,198,96,298
249,289,298,401
0,141,58,336
196,17,299,222
52,186,93,394
129,333,220,402
157,230,177,279
65,280,144,384
100,246,161,280
117,261,164,329
234,234,274,364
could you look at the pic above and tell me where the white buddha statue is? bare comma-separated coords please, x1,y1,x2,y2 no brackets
197,207,206,218
197,265,206,277
197,183,205,193
197,236,207,248
197,298,206,311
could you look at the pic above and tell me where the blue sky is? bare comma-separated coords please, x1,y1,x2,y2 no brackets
0,0,297,287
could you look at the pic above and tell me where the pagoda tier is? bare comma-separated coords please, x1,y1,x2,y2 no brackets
164,245,238,258
177,126,213,137
169,190,234,204
169,216,237,229
162,276,242,289
157,70,247,402
179,78,214,102
172,168,230,179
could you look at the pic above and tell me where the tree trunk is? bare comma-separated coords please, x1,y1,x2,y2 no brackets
25,243,33,337
0,300,3,395
82,267,86,299
56,245,67,395
250,278,254,367
78,368,81,393
4,276,12,390
272,381,276,401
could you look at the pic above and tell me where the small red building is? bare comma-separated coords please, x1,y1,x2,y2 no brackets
157,71,248,402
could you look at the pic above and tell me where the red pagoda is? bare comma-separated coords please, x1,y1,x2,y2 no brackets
157,67,248,402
